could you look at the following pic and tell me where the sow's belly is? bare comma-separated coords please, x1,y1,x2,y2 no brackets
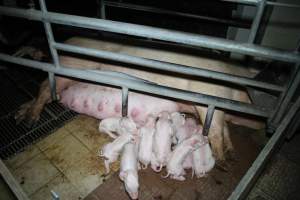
60,82,181,125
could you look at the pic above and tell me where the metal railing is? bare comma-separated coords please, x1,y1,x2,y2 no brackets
0,0,299,199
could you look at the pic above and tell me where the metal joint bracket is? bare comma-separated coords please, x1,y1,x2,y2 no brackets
202,105,215,136
122,87,129,117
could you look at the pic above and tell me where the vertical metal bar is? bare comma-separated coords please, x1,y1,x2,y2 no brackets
270,65,300,127
48,72,56,102
39,0,59,101
248,0,266,43
202,105,215,136
268,42,300,132
122,87,128,117
100,0,106,19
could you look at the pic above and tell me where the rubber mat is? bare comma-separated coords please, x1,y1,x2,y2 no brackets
0,64,78,159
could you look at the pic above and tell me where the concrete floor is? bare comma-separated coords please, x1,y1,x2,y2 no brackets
3,115,119,200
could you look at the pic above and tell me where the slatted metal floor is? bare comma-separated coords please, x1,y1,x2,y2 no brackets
0,64,77,159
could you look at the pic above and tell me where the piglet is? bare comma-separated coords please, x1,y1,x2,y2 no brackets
138,115,156,169
192,129,215,178
153,111,174,172
163,135,205,181
99,117,137,139
170,112,185,144
99,133,133,174
99,117,122,139
176,118,199,144
119,142,139,200
117,117,138,137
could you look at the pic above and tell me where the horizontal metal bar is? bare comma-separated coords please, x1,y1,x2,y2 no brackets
221,0,300,8
54,42,284,92
219,0,260,6
0,6,299,63
104,1,249,28
0,53,270,117
266,1,300,9
228,95,300,200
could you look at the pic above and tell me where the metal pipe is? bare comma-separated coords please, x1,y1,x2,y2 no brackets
0,53,270,117
270,65,300,127
248,0,266,43
100,0,106,19
202,105,215,136
219,0,260,6
104,1,249,28
122,87,129,117
53,42,284,92
48,72,56,100
0,6,299,63
0,160,30,200
228,95,300,200
266,1,300,9
39,0,59,101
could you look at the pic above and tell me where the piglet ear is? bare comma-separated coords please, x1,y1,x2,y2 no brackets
196,125,203,133
119,171,127,181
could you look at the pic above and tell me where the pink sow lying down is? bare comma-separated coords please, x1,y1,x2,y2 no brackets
59,82,196,126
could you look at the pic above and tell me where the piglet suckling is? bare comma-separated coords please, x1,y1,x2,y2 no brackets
99,133,133,174
153,111,174,172
99,117,122,139
170,112,185,130
175,118,200,144
117,117,138,137
119,142,139,200
163,135,204,181
170,112,185,144
138,115,156,169
99,117,137,139
192,130,215,178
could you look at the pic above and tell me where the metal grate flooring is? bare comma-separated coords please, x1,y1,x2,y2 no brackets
0,64,77,159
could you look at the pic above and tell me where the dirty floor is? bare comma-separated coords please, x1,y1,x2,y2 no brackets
3,115,120,200
3,115,263,200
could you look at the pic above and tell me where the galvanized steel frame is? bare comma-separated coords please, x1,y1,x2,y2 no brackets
0,0,300,199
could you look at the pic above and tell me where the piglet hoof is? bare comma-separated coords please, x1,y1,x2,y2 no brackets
215,160,229,173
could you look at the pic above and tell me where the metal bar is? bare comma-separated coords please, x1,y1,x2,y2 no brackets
39,0,59,101
248,0,266,43
0,53,270,117
0,6,300,63
270,65,300,127
0,159,30,200
202,105,215,136
122,87,129,117
100,0,106,19
104,1,249,28
266,1,300,9
48,72,56,101
228,95,300,200
54,42,284,92
286,108,300,140
219,0,260,6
